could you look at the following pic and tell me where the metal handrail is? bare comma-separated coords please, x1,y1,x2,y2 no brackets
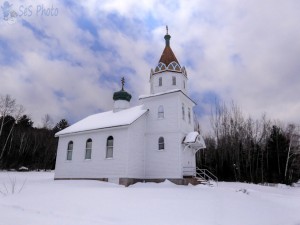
182,166,218,186
196,168,218,183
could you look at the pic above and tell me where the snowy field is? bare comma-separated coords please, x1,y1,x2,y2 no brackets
0,172,299,225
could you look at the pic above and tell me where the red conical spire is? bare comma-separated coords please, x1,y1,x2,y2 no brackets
158,26,180,67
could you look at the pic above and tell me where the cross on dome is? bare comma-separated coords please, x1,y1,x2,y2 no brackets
121,77,125,90
113,76,132,102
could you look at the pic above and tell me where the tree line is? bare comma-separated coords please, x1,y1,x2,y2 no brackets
197,101,300,185
1,94,299,184
0,95,69,170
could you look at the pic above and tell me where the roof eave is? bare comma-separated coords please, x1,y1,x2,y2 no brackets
55,109,149,138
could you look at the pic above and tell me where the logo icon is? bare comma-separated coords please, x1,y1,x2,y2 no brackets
1,1,17,24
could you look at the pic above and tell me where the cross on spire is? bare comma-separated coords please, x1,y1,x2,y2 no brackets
121,77,125,90
166,25,168,35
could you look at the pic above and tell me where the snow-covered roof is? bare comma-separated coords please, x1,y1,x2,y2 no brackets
139,89,181,99
183,132,206,149
55,105,148,136
139,89,196,105
184,132,199,143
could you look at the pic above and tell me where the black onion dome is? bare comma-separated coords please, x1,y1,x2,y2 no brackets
113,90,132,102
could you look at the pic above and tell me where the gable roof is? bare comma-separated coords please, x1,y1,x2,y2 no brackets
55,105,147,136
139,89,197,105
183,132,206,150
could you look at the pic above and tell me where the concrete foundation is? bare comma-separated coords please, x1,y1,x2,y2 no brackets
54,177,200,187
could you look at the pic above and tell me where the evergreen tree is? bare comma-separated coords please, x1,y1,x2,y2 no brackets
53,119,69,133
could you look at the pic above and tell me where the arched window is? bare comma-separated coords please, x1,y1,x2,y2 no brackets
158,137,165,150
172,76,176,85
85,138,92,159
188,108,191,124
158,105,164,118
67,141,73,160
106,136,114,158
159,77,162,86
168,64,174,70
182,103,185,120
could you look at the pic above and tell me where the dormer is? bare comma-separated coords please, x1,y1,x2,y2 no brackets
150,27,188,95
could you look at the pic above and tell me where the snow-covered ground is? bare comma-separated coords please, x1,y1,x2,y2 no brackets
0,172,299,225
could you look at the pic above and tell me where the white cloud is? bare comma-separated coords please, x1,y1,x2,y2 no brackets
0,0,299,131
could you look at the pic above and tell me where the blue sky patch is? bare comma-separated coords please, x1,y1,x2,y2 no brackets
21,19,50,40
0,38,21,65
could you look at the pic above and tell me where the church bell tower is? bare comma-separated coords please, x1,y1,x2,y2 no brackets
149,26,188,95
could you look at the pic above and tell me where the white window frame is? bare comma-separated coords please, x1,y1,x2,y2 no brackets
106,136,114,158
158,105,164,119
172,76,176,85
66,141,73,160
158,137,165,150
85,138,92,160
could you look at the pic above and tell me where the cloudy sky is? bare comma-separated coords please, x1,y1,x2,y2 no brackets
1,0,299,132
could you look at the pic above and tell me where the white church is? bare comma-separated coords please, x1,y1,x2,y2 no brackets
54,29,206,186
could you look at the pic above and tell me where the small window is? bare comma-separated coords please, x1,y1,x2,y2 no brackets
106,136,114,158
158,105,164,118
183,81,186,89
67,141,73,160
168,64,174,70
172,76,176,85
158,137,165,150
159,77,162,86
85,138,92,159
182,103,185,120
188,108,191,124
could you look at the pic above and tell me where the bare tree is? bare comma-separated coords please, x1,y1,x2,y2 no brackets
0,95,16,138
284,124,300,182
42,114,53,130
0,95,24,160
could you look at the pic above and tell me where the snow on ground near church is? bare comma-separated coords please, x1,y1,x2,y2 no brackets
0,172,299,225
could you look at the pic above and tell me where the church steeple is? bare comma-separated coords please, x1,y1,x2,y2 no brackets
158,26,180,67
149,27,188,95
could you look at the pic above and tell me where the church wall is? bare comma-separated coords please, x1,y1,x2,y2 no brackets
54,126,129,179
145,132,182,178
126,113,147,178
150,72,188,95
140,90,197,178
178,93,196,134
141,92,181,134
178,94,197,175
140,92,182,178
